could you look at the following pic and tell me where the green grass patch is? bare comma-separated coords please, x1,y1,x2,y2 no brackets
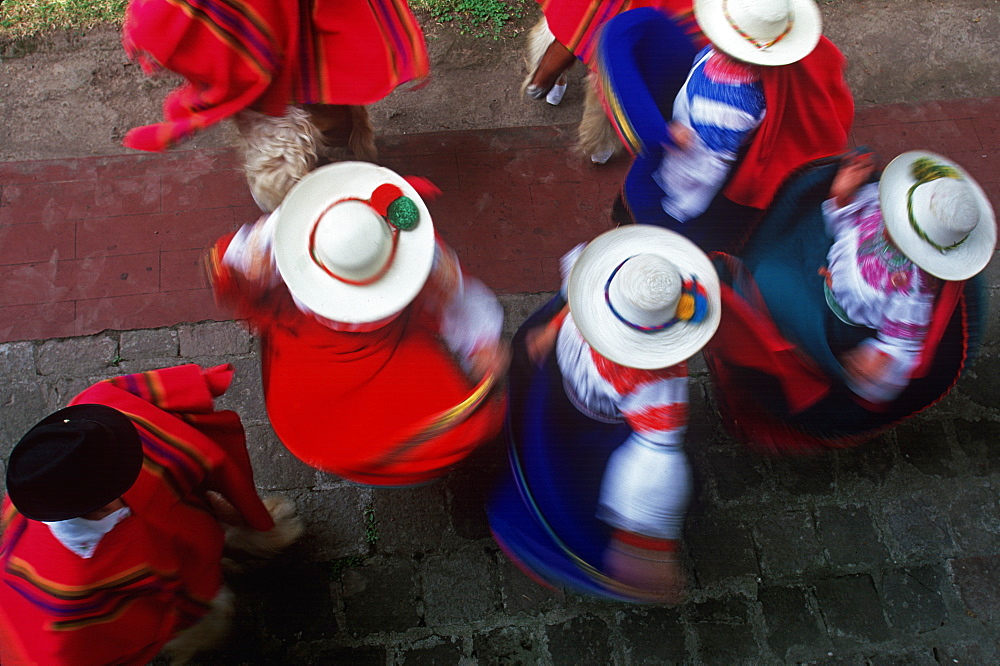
0,0,127,40
411,0,530,39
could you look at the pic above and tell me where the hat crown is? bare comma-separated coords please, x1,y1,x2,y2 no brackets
913,177,980,249
607,254,681,328
725,0,793,44
313,200,393,282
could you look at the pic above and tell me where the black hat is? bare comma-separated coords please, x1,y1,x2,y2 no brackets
6,404,143,522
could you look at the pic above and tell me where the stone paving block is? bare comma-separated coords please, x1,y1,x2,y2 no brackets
545,615,613,664
932,640,1000,664
684,512,760,585
177,320,252,357
473,625,544,664
291,486,370,560
252,559,339,640
400,639,466,665
950,555,1000,623
0,381,46,463
110,357,188,376
215,355,268,424
498,292,557,341
880,564,948,634
952,418,1000,476
444,467,496,542
287,642,386,664
946,484,1000,555
896,419,960,478
771,453,838,497
118,327,179,360
35,333,118,376
0,341,35,378
616,606,686,664
703,447,766,503
374,482,453,554
881,497,957,562
422,548,499,627
759,585,831,662
753,510,825,578
495,553,565,614
245,423,317,491
814,505,890,568
865,650,938,665
688,597,758,663
338,558,421,636
813,574,891,646
834,436,898,488
957,353,1000,409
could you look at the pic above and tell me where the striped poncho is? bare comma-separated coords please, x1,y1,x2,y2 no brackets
0,364,273,665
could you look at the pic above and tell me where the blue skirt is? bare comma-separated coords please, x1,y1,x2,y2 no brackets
486,296,638,601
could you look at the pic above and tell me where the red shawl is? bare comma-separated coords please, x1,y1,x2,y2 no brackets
122,0,429,152
210,235,505,486
540,0,706,67
0,364,272,665
723,36,855,210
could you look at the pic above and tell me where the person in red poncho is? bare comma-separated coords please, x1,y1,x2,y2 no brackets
122,0,430,211
208,161,509,486
599,0,855,252
0,364,302,665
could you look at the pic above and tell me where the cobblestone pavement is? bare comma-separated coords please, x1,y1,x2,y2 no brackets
1,302,997,664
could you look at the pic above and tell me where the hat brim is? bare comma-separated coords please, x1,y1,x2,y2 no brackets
273,162,436,324
7,404,143,522
568,226,721,369
694,0,822,66
879,151,997,281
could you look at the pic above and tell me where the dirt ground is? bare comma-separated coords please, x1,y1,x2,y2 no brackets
1,0,998,163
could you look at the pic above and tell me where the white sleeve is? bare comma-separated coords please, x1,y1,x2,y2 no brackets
222,212,283,288
822,183,879,237
438,274,503,369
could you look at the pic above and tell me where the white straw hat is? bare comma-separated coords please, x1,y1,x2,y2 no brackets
879,151,996,281
273,162,436,323
568,226,721,369
694,0,822,66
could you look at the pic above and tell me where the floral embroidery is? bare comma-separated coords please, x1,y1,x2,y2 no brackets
855,207,914,294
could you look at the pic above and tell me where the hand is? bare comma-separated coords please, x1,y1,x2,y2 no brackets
840,344,892,389
602,535,686,604
667,121,694,151
829,151,876,207
469,342,511,382
525,324,558,367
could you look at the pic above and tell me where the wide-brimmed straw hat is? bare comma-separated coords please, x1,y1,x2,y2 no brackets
568,226,721,369
273,162,436,324
6,404,143,522
694,0,822,66
879,151,996,281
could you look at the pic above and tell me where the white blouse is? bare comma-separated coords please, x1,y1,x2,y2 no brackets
555,246,691,540
823,183,937,403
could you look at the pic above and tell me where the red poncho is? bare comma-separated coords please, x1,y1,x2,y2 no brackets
0,364,273,665
210,235,506,486
540,0,706,66
723,36,855,211
122,0,429,151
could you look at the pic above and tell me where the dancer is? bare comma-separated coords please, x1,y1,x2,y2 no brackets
599,0,853,250
0,364,301,664
209,162,508,486
488,225,720,602
704,150,995,452
122,0,429,211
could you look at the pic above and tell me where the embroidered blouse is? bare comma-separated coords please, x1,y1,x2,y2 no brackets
654,47,766,222
555,245,691,541
222,211,502,370
823,183,938,403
